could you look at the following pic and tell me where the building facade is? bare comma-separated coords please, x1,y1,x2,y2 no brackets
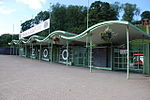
10,21,150,75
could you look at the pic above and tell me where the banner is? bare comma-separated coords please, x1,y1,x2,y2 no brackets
20,19,50,39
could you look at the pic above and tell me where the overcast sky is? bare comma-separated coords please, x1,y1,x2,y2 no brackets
0,0,150,35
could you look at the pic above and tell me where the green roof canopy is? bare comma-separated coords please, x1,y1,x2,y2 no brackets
10,21,150,45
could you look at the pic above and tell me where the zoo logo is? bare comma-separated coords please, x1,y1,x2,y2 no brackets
43,49,48,58
62,49,68,60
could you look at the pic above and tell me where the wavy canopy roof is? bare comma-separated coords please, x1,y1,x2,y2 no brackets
10,21,150,45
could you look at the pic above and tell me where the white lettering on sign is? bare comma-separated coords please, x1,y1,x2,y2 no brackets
120,49,127,55
20,19,50,39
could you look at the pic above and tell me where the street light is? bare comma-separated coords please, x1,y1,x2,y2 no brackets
49,3,52,34
87,0,89,29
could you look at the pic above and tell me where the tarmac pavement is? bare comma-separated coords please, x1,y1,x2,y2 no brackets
0,55,150,100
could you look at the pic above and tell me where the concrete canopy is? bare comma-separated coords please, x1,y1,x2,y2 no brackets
60,21,150,45
10,21,150,45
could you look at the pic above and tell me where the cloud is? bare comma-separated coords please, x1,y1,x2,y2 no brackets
16,0,47,9
0,1,3,5
0,1,16,14
0,7,16,15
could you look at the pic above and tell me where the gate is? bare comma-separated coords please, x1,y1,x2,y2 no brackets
73,47,88,66
113,48,144,72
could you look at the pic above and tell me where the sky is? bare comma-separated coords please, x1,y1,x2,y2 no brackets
0,0,150,35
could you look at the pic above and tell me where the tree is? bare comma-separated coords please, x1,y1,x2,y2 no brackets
20,1,120,36
34,11,49,24
20,11,49,33
122,3,140,22
51,4,87,34
65,5,87,33
141,11,150,20
111,2,122,18
20,19,34,32
51,4,67,31
89,1,118,26
0,34,19,47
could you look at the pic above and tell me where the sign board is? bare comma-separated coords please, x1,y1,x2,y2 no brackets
20,19,50,39
120,49,127,55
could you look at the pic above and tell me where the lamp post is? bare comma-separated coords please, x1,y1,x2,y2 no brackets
49,3,52,34
87,0,89,29
49,3,53,62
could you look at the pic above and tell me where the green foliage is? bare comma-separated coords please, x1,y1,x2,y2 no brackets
34,11,49,24
136,25,150,34
21,11,49,32
141,11,150,20
0,34,19,47
111,2,122,18
20,1,119,36
131,39,150,50
51,4,87,34
65,5,87,33
89,1,118,26
20,1,145,38
20,19,33,32
100,27,112,42
122,3,140,22
51,4,67,31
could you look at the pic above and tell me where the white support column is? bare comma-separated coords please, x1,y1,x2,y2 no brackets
25,44,27,58
86,35,89,67
66,40,69,66
110,43,113,70
50,40,53,62
14,45,15,55
30,44,31,57
89,36,92,72
86,36,89,48
48,43,50,61
13,45,15,55
16,45,17,55
126,26,130,79
39,44,42,60
18,44,20,56
32,43,33,59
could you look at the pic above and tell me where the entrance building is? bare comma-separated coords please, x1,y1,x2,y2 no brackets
9,21,150,76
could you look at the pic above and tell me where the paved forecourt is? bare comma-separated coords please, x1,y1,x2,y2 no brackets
0,55,150,100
